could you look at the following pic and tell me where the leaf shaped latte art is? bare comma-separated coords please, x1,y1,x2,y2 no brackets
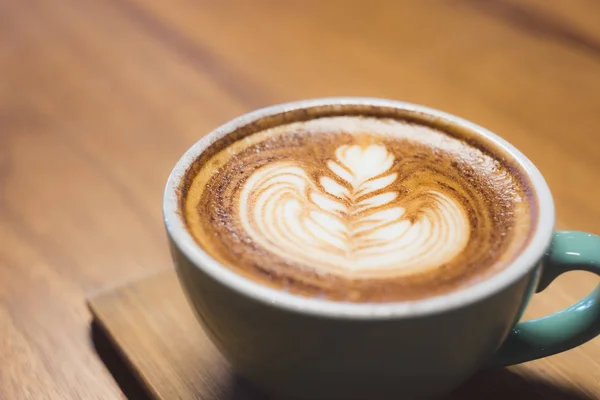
239,144,471,277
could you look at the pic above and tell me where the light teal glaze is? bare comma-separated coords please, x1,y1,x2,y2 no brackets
493,231,600,366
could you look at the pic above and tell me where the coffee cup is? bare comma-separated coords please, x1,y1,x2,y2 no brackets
164,98,600,399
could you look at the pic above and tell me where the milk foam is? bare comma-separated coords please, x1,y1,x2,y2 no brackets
183,115,534,302
239,144,470,277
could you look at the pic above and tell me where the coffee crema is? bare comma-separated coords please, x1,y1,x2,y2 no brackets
182,116,535,302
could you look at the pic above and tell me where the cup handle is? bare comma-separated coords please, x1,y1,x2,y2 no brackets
491,231,600,367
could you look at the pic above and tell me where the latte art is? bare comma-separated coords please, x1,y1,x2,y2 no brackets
183,115,535,302
239,144,470,277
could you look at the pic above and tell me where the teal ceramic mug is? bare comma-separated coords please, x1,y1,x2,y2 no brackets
163,98,600,399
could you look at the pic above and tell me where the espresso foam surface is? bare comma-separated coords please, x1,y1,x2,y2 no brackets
183,116,534,302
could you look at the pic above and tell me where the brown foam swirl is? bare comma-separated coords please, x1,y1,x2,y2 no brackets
183,116,534,302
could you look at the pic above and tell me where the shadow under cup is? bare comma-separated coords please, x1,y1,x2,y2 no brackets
164,98,557,400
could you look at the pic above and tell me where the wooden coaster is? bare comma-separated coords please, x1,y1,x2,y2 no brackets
88,270,597,400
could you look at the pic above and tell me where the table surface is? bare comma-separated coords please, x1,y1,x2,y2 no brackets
1,0,599,399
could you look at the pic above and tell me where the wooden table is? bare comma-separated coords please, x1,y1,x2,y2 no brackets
1,0,599,398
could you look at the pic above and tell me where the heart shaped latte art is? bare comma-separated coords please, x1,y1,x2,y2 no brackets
239,144,471,277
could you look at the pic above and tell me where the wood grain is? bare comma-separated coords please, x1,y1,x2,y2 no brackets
1,0,599,398
88,270,599,400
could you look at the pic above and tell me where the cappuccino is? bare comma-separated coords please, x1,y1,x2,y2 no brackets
181,114,535,302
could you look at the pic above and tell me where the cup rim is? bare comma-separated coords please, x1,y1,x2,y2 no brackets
163,97,555,319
